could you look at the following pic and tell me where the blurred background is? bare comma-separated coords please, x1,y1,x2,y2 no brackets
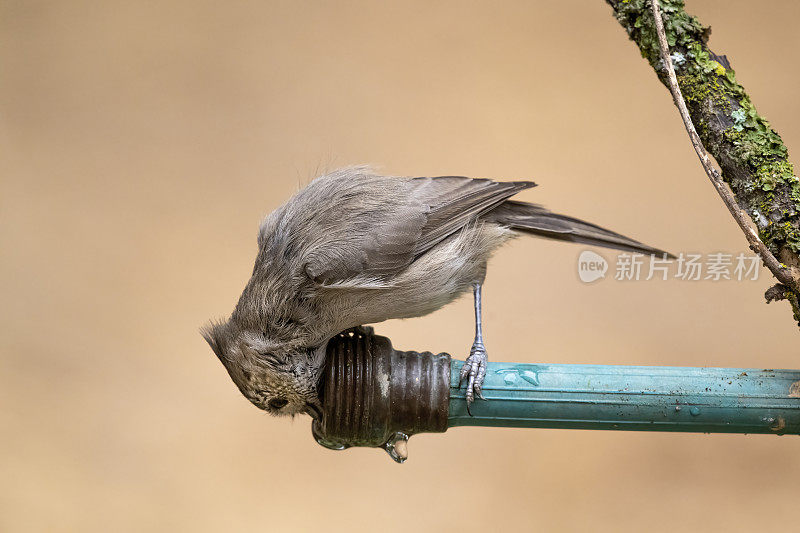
2,1,799,531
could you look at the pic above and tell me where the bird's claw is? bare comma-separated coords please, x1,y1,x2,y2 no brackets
459,342,488,414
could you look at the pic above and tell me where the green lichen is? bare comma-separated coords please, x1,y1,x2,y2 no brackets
791,291,800,327
676,72,730,111
730,108,746,130
755,161,793,192
608,0,800,255
614,0,710,70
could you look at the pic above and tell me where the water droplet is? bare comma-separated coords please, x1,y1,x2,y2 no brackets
382,432,409,463
690,407,701,416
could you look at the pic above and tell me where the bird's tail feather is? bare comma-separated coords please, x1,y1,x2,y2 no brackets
486,200,675,258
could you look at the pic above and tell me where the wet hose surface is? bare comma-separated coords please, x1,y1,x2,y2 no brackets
313,329,800,462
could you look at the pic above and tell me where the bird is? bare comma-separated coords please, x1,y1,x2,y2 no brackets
202,166,672,419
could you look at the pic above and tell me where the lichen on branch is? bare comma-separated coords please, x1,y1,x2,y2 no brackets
606,0,800,264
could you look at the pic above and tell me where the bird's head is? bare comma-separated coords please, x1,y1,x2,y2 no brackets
201,320,326,419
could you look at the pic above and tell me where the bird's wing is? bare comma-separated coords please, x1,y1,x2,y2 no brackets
304,175,535,287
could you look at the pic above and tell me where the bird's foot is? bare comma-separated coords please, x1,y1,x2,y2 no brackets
459,341,488,414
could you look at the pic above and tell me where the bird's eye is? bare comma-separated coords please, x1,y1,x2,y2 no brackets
268,398,288,410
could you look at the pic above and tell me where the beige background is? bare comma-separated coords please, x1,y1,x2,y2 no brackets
2,1,799,531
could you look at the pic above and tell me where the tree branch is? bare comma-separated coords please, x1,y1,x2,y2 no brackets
647,1,797,288
606,0,800,328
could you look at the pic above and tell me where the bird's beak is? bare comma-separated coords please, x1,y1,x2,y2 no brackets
304,399,323,420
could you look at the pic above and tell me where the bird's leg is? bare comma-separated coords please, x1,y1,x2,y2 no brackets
459,282,488,412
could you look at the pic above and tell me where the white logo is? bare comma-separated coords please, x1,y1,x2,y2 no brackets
577,250,608,283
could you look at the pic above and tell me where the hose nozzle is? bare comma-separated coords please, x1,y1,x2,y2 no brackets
311,328,450,463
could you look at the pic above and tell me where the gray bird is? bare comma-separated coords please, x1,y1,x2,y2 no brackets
202,167,671,418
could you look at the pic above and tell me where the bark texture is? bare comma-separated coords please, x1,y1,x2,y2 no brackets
607,0,800,327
